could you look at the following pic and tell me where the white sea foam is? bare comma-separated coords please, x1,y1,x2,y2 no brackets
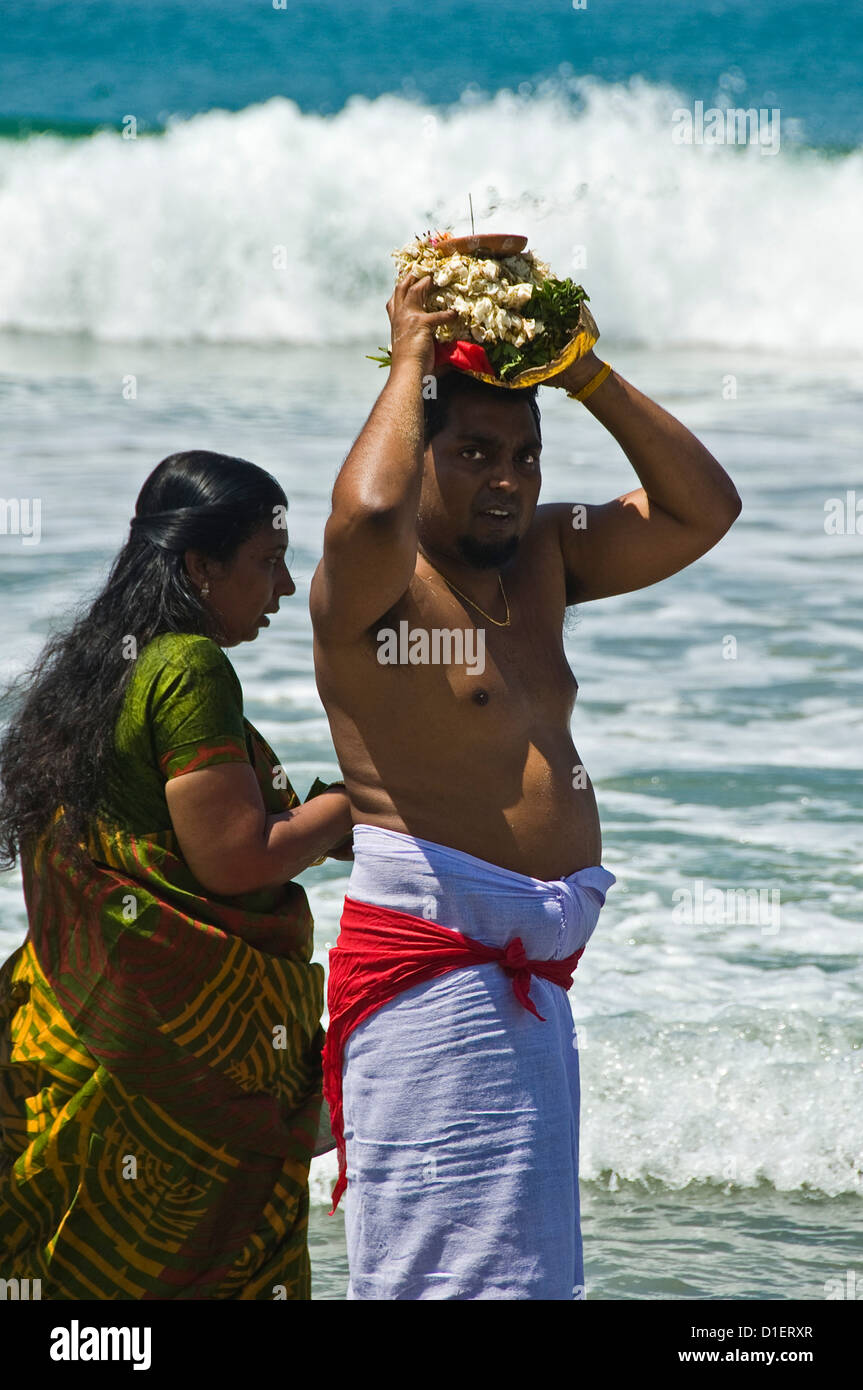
1,79,861,350
307,1000,863,1205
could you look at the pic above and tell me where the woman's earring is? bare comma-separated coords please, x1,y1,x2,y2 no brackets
201,582,210,599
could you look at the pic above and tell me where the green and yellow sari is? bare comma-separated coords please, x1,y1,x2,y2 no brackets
0,633,326,1299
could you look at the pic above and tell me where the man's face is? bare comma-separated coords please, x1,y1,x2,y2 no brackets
418,393,542,568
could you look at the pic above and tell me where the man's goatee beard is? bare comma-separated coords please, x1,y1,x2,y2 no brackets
455,533,520,569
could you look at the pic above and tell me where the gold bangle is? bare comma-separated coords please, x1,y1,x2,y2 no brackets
566,360,612,402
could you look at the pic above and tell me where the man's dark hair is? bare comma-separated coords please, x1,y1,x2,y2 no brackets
423,370,541,446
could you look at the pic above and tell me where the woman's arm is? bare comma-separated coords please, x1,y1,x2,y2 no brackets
165,765,353,895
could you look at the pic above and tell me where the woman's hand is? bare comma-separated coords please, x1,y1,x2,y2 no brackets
165,765,353,895
304,787,353,864
304,780,354,860
327,832,355,862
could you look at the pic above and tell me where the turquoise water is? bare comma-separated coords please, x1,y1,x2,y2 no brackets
1,0,861,1300
310,1189,863,1301
2,0,861,147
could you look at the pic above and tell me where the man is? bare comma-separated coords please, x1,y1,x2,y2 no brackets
311,272,741,1300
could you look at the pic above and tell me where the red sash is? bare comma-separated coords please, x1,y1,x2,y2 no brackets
322,895,585,1212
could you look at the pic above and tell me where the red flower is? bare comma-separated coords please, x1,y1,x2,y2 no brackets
433,339,496,377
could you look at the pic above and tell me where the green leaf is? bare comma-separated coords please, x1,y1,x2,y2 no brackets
366,347,393,367
486,276,589,380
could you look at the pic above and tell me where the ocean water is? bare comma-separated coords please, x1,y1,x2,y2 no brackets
1,0,861,1301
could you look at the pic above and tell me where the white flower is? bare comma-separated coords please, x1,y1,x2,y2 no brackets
506,282,534,308
390,235,575,359
433,264,457,287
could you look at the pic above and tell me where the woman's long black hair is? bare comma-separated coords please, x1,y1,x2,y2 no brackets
0,450,287,868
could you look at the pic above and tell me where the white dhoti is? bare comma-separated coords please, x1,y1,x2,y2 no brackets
340,825,615,1300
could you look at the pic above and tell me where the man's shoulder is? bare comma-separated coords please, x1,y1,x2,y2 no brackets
515,504,585,608
532,501,582,536
516,502,571,568
530,502,593,598
309,557,334,633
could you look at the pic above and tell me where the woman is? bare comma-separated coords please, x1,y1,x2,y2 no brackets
0,450,352,1300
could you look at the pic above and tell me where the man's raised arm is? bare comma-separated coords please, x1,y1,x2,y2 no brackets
542,350,743,604
310,276,456,641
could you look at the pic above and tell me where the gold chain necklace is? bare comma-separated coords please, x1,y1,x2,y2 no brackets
425,566,511,627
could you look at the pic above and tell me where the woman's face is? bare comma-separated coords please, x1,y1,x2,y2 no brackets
187,521,297,646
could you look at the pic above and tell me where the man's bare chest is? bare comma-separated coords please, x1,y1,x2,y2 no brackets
368,570,577,721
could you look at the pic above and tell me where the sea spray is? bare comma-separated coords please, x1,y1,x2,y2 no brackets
0,79,860,352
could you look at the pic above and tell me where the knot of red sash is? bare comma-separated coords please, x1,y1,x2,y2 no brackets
498,935,548,1020
322,896,587,1213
